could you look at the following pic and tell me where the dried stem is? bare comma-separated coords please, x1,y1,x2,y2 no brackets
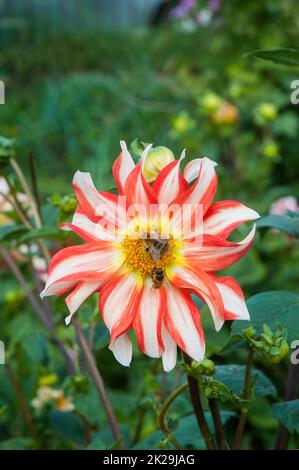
158,382,188,449
0,246,76,375
73,320,124,449
232,344,254,449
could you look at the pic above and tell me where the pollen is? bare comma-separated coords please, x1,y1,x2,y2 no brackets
122,235,176,276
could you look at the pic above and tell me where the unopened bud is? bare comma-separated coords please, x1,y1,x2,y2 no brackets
191,358,215,376
142,146,175,182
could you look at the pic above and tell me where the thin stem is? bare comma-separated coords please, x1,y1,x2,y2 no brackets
158,382,188,449
10,158,42,229
232,344,254,449
0,246,76,375
29,153,42,222
0,190,31,229
73,320,125,449
6,363,37,438
209,398,227,449
183,353,216,450
275,362,299,449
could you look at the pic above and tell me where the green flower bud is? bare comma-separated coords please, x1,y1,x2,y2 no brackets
142,146,175,183
191,358,215,376
243,326,256,339
201,93,222,112
258,102,278,121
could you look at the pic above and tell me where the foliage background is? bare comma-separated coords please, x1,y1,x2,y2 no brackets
0,0,299,450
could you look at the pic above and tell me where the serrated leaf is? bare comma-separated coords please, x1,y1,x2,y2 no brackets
214,365,277,398
231,291,299,342
272,400,299,433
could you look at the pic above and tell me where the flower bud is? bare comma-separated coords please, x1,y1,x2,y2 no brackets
142,146,175,183
38,374,58,387
191,358,215,376
243,326,256,339
211,101,239,125
258,102,278,121
201,93,222,112
262,139,279,159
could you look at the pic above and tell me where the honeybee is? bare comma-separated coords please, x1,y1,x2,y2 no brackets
151,267,165,289
144,238,169,261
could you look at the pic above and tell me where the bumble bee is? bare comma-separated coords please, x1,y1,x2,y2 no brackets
151,266,165,289
144,238,169,261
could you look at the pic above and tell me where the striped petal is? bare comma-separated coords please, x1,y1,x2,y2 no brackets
113,141,135,194
99,271,142,344
41,242,124,298
164,283,205,362
161,322,177,372
182,225,256,271
169,265,226,331
65,280,102,325
209,274,250,321
203,200,260,238
133,278,167,358
124,163,158,211
152,158,188,204
73,171,126,228
184,157,217,183
60,211,119,242
109,333,132,367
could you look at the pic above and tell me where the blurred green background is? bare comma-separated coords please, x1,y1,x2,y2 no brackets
0,0,299,451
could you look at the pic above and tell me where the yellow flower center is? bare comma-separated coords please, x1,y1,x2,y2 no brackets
122,235,177,276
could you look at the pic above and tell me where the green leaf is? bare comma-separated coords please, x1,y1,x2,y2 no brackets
0,437,34,450
49,409,85,444
0,224,28,241
256,214,299,237
231,291,299,342
245,48,299,66
18,225,62,243
214,365,277,398
86,432,106,450
272,400,299,433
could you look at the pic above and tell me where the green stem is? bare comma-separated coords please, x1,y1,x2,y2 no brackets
183,353,216,450
232,344,254,449
209,397,227,449
158,382,188,449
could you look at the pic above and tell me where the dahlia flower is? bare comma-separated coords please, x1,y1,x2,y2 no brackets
41,142,259,371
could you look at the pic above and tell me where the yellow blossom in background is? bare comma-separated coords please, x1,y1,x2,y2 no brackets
201,92,222,112
258,102,278,122
38,374,58,387
171,111,195,134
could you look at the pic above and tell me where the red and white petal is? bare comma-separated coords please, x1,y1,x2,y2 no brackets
152,160,188,204
124,163,157,211
109,333,132,367
175,157,217,214
133,278,167,358
99,271,142,344
60,211,119,243
184,157,217,183
203,200,260,239
41,242,124,297
164,283,205,362
182,224,256,271
161,322,177,372
169,265,225,331
209,274,250,321
73,171,125,227
65,280,102,325
40,280,77,298
113,141,135,194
